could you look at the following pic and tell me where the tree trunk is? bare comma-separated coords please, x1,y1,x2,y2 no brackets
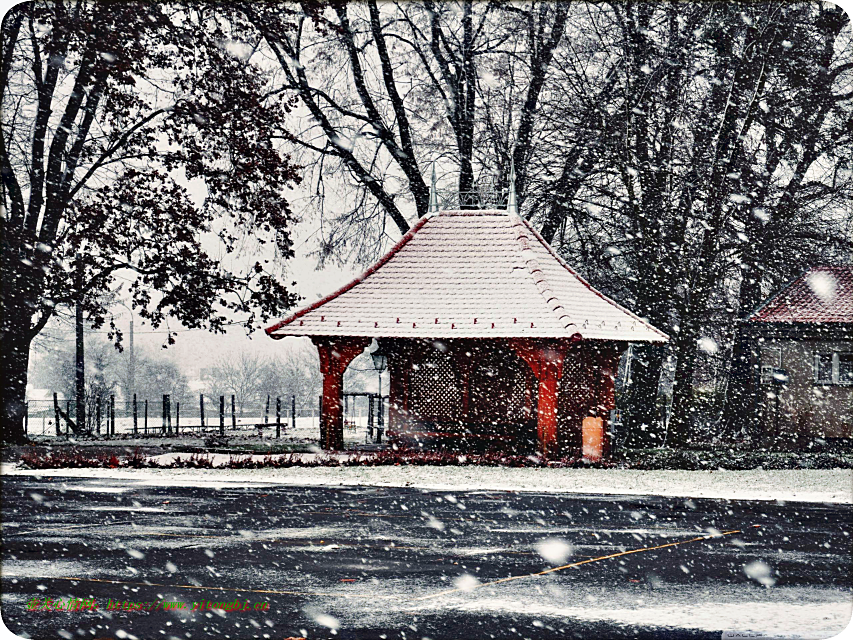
667,314,701,447
0,310,32,444
75,256,86,433
721,255,764,439
722,325,760,438
622,343,665,448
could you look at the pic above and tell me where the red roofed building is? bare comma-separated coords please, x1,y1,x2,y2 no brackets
266,172,667,458
742,265,853,446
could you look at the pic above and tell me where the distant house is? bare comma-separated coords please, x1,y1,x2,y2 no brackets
743,265,853,448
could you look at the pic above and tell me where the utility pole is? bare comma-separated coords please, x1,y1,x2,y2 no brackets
128,315,134,408
115,300,135,406
75,254,86,432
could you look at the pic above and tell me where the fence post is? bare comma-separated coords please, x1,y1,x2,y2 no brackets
53,392,61,436
219,395,225,436
110,395,115,436
377,393,384,440
264,395,270,426
144,399,148,434
200,394,205,430
276,396,281,439
231,395,236,430
162,395,168,434
66,399,71,435
133,394,138,434
96,397,101,435
175,401,180,435
291,395,296,431
165,394,172,434
24,401,28,435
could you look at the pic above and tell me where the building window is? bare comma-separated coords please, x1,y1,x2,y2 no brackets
839,353,853,385
814,352,853,385
815,354,833,384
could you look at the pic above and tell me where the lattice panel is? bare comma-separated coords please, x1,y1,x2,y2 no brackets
559,350,593,448
506,360,534,423
410,356,462,422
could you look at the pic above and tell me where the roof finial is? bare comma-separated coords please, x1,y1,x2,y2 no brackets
428,161,439,214
507,161,518,215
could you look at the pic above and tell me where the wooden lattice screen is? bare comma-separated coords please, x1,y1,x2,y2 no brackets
558,349,592,450
410,355,462,422
409,346,531,427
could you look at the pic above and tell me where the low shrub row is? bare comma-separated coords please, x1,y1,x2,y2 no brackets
18,446,853,470
618,448,853,470
19,450,123,469
19,448,616,470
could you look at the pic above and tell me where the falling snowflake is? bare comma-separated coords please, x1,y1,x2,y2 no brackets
453,574,480,591
806,271,837,303
743,560,776,587
535,538,573,565
697,337,718,354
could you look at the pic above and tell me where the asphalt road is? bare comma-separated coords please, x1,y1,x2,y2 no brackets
1,475,851,640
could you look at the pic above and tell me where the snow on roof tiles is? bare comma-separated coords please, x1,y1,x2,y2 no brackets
747,265,853,324
266,210,668,342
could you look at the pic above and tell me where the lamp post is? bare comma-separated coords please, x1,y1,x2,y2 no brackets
371,344,387,443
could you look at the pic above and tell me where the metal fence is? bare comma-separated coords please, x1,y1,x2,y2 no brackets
23,394,325,438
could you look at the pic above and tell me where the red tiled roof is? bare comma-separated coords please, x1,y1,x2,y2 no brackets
266,210,668,342
748,265,853,323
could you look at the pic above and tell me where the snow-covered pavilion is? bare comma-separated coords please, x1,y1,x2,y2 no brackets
266,170,668,458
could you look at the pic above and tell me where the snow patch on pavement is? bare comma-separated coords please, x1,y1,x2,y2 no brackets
83,506,168,512
3,464,851,503
56,483,130,493
2,559,86,579
436,597,851,639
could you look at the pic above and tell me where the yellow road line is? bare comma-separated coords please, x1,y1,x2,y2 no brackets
38,525,759,606
50,576,399,600
413,525,759,601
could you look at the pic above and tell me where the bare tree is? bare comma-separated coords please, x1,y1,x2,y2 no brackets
525,2,852,445
259,342,322,414
207,353,266,416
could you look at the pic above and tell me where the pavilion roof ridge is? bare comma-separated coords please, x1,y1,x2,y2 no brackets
431,208,511,216
512,214,670,342
509,215,580,335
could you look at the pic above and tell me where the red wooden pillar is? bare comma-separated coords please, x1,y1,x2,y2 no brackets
510,339,573,459
312,337,370,450
537,357,563,459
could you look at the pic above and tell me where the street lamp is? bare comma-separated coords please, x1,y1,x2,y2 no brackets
371,344,387,443
371,346,388,374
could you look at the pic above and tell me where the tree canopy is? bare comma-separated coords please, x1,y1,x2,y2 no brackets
1,1,302,442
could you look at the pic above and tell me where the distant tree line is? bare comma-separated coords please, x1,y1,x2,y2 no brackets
204,346,322,417
29,338,324,425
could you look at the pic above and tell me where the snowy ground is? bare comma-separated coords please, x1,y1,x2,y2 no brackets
4,458,850,504
26,415,373,444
